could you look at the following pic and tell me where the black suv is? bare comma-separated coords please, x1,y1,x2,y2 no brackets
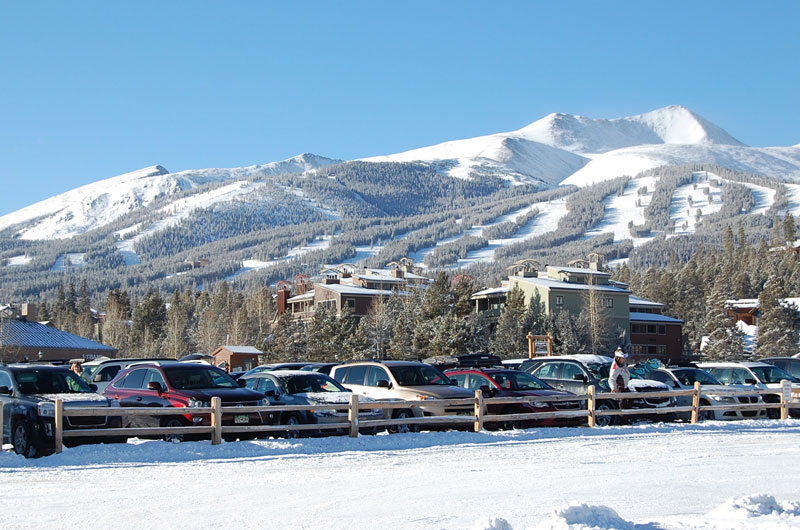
0,364,123,457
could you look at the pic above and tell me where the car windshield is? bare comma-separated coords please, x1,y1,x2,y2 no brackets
82,365,100,379
489,371,551,390
389,365,452,386
749,365,799,384
585,362,610,380
13,369,94,394
673,369,721,386
279,374,346,394
164,366,239,390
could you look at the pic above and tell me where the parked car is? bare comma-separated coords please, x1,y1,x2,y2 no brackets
242,371,383,437
647,367,766,421
83,358,178,393
299,363,339,375
0,364,124,457
102,363,274,441
330,360,474,433
698,361,800,418
759,357,800,379
241,363,313,377
522,354,676,426
445,368,585,428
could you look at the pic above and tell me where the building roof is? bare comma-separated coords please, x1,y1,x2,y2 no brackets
354,272,406,284
629,296,665,308
317,283,394,297
726,298,800,309
366,268,431,281
514,275,631,294
0,318,116,352
471,286,510,298
287,291,315,303
215,345,262,355
629,312,683,324
548,266,611,277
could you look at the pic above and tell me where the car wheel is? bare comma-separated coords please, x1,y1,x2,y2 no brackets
594,403,616,427
162,418,186,443
697,401,713,422
390,409,417,434
501,406,522,430
284,413,304,439
11,419,38,458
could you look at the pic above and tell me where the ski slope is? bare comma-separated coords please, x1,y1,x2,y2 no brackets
2,421,800,530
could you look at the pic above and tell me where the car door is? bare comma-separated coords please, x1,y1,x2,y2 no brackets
649,371,688,406
0,371,14,442
362,366,394,400
532,362,563,389
559,362,590,395
91,364,123,393
141,368,171,408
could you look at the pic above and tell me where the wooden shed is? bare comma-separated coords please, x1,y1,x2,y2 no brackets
211,345,262,373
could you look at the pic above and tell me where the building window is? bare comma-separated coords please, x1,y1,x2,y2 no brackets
633,345,646,355
318,299,336,311
604,298,613,308
658,325,666,335
647,345,657,355
555,295,564,307
657,345,666,356
344,298,355,309
647,324,657,334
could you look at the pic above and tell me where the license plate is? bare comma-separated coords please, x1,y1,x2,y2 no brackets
234,415,249,424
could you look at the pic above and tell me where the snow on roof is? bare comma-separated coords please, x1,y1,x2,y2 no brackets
629,296,664,308
726,298,800,309
471,286,510,298
535,354,613,364
366,268,430,281
629,312,683,323
355,273,406,284
549,266,611,277
219,345,262,355
0,318,116,352
287,291,315,302
317,283,394,296
515,275,631,294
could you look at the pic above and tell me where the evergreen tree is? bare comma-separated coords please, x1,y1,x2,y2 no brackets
164,290,191,358
552,310,581,354
755,277,798,357
490,286,527,358
702,277,744,360
783,213,796,245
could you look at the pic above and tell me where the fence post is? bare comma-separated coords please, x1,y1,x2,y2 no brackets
211,397,222,445
349,393,359,438
587,385,596,427
691,381,701,424
780,380,790,421
474,390,484,432
54,399,64,453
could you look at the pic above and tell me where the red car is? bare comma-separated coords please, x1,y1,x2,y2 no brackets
103,362,274,441
445,368,585,429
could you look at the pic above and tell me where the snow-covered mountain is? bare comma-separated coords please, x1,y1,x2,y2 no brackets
0,154,340,240
366,105,800,188
3,105,800,242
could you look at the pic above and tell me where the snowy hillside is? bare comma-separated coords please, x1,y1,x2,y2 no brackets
0,154,339,240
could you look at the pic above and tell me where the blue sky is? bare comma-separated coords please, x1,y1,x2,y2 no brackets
1,1,798,216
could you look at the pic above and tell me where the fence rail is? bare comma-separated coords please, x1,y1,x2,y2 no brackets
1,381,798,454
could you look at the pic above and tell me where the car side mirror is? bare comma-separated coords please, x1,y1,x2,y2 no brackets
376,380,390,389
573,374,588,382
0,386,12,396
744,378,757,385
479,385,495,397
147,381,164,394
264,389,280,399
237,379,246,387
89,383,99,392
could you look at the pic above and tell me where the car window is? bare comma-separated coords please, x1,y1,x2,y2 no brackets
0,371,12,389
389,365,451,386
448,373,467,388
706,367,730,384
342,366,368,385
648,371,674,386
366,367,391,387
467,374,491,390
258,377,279,393
561,363,585,381
93,365,121,383
534,363,561,379
14,370,94,394
165,366,238,390
749,365,799,384
730,368,751,384
144,369,167,389
121,369,147,389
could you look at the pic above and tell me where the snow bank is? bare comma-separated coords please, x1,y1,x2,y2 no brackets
530,504,643,530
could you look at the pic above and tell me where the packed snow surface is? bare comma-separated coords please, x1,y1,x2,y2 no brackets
3,420,799,529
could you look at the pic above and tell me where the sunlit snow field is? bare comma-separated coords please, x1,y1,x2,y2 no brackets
2,420,799,529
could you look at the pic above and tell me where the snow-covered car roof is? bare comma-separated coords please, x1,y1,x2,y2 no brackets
533,354,613,364
697,362,774,369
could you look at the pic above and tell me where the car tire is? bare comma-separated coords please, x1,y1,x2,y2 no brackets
11,419,38,458
283,413,304,439
389,409,417,434
698,400,713,422
500,406,522,430
595,403,617,427
162,417,186,443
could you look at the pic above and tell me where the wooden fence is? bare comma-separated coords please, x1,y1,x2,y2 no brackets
1,381,798,454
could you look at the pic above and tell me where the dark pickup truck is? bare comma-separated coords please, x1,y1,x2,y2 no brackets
0,364,124,457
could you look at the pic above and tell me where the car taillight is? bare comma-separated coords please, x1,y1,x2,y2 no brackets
37,402,55,417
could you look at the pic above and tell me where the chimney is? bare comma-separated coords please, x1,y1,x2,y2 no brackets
391,269,405,279
276,289,289,316
21,303,38,322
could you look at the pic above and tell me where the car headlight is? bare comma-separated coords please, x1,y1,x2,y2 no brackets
37,402,55,417
260,398,270,407
711,395,735,403
415,394,431,400
532,401,549,409
187,399,209,408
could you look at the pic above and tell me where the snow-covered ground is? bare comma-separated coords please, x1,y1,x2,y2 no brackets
669,174,724,236
5,255,31,266
783,183,800,217
584,176,657,247
50,253,86,271
2,421,800,529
